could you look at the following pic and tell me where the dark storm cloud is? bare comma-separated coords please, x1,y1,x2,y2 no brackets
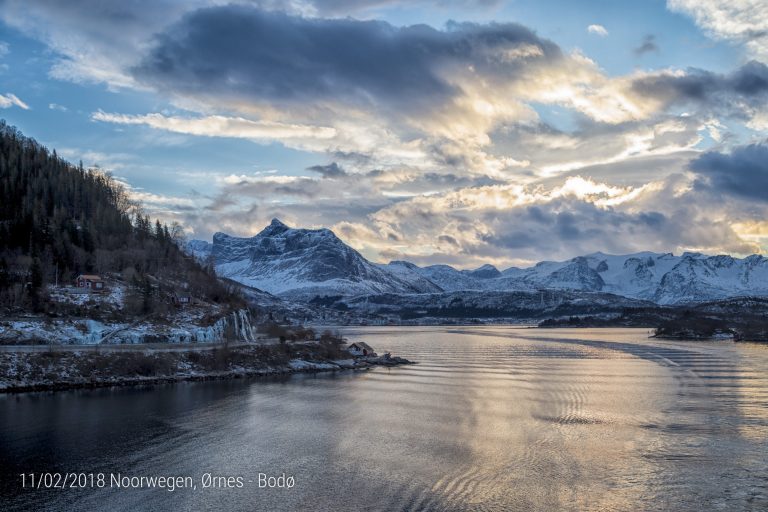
307,162,348,178
637,211,665,228
477,198,698,257
331,150,373,166
312,0,500,13
633,35,659,56
133,5,561,113
690,142,768,202
631,60,768,115
311,0,501,13
0,0,179,36
438,234,460,246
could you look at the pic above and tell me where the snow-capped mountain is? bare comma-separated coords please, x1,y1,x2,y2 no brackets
189,220,768,305
186,239,214,262
524,251,768,304
192,219,441,300
392,251,768,304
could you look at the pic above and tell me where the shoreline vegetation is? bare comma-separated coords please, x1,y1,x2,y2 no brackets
537,300,768,342
0,337,414,394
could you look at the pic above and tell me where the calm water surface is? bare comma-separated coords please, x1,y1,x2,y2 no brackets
1,327,767,511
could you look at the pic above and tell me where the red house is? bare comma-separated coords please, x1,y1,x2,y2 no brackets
75,274,105,291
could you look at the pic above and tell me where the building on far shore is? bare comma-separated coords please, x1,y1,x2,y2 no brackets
348,342,376,357
75,274,105,291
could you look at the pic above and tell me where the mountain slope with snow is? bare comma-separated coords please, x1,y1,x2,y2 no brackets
189,220,768,305
197,219,441,300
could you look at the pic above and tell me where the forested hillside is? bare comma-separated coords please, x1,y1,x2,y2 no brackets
0,120,238,314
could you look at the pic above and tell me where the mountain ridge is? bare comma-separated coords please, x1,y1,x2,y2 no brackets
189,219,768,305
195,218,441,300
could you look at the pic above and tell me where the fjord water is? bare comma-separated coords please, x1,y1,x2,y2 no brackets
1,328,767,511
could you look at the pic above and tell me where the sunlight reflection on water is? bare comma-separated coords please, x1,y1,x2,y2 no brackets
1,327,767,511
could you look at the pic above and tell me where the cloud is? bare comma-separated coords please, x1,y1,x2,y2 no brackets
307,162,348,178
0,93,29,109
634,35,659,56
48,103,68,112
56,147,135,172
667,0,768,60
0,41,8,57
133,6,562,117
7,0,768,263
178,173,396,240
173,169,766,266
308,0,501,14
99,5,666,174
91,110,337,144
117,4,733,178
0,0,215,87
587,24,608,37
169,165,509,241
489,115,706,180
128,189,196,211
9,1,741,177
630,60,768,123
690,141,768,202
194,169,758,267
343,174,760,267
141,143,767,266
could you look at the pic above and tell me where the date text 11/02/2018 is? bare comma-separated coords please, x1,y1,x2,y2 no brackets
19,472,295,491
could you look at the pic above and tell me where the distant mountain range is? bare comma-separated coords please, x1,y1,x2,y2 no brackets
189,219,768,318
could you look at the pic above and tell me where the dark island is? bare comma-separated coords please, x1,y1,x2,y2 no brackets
538,296,768,342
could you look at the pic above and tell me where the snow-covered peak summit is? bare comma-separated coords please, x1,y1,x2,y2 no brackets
468,264,501,279
262,217,290,235
208,219,439,298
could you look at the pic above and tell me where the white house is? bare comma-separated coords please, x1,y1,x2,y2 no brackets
347,342,376,357
172,292,192,306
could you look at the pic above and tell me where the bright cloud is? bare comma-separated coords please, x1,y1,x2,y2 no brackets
587,24,608,36
0,93,28,109
668,0,768,60
92,111,337,143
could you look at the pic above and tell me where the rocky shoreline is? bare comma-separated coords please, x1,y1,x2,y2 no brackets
0,343,414,394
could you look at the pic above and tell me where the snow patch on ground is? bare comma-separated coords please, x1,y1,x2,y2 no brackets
0,309,257,345
48,284,126,308
288,359,340,370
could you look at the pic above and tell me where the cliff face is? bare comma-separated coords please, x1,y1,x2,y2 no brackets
0,308,259,345
187,309,259,344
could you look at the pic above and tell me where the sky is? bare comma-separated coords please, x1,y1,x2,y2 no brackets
1,0,768,269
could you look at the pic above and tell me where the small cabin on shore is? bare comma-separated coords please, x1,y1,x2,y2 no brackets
75,274,105,291
348,342,376,357
172,293,192,306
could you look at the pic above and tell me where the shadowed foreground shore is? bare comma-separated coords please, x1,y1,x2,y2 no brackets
0,342,413,393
